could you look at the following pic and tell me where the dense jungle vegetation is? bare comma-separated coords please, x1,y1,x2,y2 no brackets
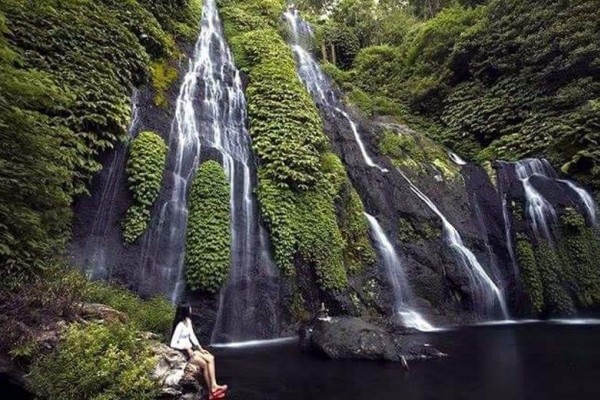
302,0,600,191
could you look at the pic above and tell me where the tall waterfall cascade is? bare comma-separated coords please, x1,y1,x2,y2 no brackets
284,8,433,329
364,213,435,331
399,170,510,319
142,0,280,343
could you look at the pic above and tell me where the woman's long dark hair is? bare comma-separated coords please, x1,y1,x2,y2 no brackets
170,304,192,339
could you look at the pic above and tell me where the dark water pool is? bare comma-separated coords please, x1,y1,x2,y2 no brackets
213,322,600,400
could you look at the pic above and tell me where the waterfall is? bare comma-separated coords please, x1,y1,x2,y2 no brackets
514,159,557,242
399,170,509,319
84,90,141,280
141,0,280,342
283,8,387,173
448,151,467,166
364,213,435,331
558,179,598,226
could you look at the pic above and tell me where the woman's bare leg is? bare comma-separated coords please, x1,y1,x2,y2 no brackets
189,351,210,389
198,352,226,392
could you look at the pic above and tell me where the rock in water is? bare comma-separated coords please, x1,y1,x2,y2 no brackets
300,317,445,362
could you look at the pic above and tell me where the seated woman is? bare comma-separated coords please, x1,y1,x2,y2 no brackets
170,305,227,397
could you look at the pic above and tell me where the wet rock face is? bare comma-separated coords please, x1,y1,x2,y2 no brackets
299,317,445,362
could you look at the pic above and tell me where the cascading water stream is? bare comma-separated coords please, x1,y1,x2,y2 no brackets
501,194,520,280
364,213,435,331
448,151,467,166
398,170,509,319
558,179,598,226
514,159,558,242
283,8,387,173
84,90,141,280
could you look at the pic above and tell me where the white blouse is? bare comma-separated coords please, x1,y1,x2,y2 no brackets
170,320,201,350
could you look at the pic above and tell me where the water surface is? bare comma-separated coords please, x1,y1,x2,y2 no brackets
214,323,600,400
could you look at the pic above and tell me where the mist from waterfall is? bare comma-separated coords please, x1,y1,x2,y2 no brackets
399,170,509,319
141,0,280,342
364,213,435,331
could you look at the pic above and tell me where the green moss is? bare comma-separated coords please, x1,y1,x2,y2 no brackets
150,58,179,108
337,186,376,274
515,234,544,314
122,131,167,244
557,209,600,307
535,240,576,316
29,321,159,400
220,0,376,294
379,129,459,179
185,160,231,293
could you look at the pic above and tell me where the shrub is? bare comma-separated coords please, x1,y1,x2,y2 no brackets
122,131,167,244
29,321,159,400
84,281,174,338
184,161,231,293
150,58,179,108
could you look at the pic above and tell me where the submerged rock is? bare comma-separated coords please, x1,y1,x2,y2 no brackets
299,317,445,362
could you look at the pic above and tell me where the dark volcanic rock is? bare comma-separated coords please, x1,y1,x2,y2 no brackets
299,317,445,362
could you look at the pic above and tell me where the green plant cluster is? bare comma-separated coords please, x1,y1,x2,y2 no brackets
378,129,459,179
84,280,175,338
398,217,440,243
0,0,200,286
150,58,179,108
219,0,376,293
29,321,159,400
184,161,231,293
122,131,167,244
515,208,600,316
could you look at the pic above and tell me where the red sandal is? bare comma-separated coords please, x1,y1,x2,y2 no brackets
209,386,228,400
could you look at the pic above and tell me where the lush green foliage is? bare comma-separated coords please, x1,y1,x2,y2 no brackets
515,234,544,314
29,321,159,400
185,161,231,293
122,131,167,244
84,281,174,337
0,0,200,285
321,0,600,191
150,58,179,108
220,0,375,292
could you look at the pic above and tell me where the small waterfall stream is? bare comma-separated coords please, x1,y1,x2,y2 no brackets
514,159,558,242
83,90,141,280
364,213,435,331
558,179,598,226
399,170,509,319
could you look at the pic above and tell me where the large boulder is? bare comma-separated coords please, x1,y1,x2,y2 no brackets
152,344,208,400
299,317,445,362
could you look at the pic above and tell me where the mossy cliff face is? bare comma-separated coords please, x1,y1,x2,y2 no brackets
0,0,201,286
218,0,376,317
